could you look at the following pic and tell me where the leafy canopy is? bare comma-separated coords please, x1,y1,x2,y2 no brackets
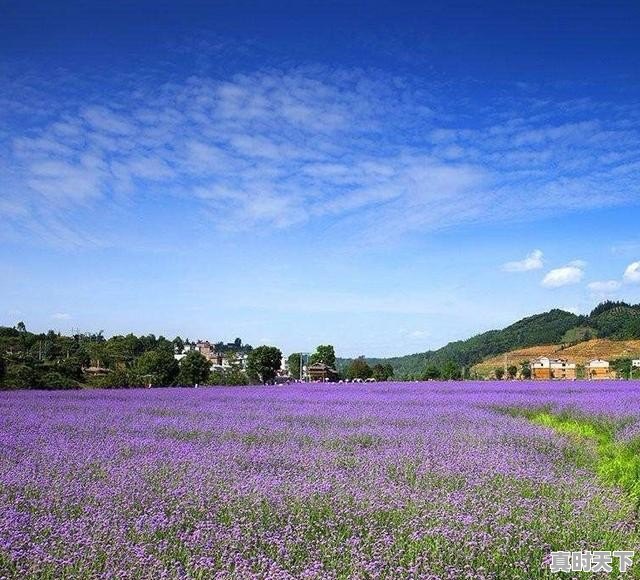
247,346,282,384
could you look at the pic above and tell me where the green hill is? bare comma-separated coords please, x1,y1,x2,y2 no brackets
339,301,640,378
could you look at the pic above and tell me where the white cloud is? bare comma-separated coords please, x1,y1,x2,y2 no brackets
408,330,429,339
542,263,585,288
624,261,640,283
587,280,621,296
51,312,71,320
502,249,544,272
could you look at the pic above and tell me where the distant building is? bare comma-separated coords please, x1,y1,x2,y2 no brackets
195,341,217,361
307,362,338,382
211,352,248,371
174,341,196,362
587,359,612,380
632,360,640,368
174,340,249,370
531,357,576,380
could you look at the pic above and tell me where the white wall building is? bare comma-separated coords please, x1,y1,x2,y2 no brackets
587,359,612,380
531,357,576,379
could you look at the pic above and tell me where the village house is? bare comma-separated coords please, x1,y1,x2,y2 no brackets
530,357,577,380
211,352,248,371
195,341,216,360
174,340,249,371
307,362,338,382
587,359,613,380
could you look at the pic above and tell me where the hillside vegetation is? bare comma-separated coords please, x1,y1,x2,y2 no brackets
341,301,640,378
472,338,640,377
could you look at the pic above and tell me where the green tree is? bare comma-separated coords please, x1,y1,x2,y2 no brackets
178,351,211,386
0,356,5,386
287,353,302,379
422,364,441,380
495,367,505,380
441,360,462,380
611,358,633,379
209,366,249,386
520,362,532,379
90,369,133,389
41,371,77,390
246,346,282,384
15,321,26,333
134,349,179,386
4,363,37,389
372,363,394,381
214,352,249,385
172,336,184,353
507,365,518,379
309,345,336,368
345,357,372,380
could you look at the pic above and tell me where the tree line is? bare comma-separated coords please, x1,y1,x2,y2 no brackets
0,323,281,389
0,325,399,390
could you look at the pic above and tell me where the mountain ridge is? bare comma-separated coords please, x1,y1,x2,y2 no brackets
338,301,640,378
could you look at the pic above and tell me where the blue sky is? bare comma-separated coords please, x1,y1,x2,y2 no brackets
1,0,640,357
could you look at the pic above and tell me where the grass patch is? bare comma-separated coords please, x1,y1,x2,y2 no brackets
503,406,640,501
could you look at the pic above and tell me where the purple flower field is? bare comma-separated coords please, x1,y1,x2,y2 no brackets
1,381,640,579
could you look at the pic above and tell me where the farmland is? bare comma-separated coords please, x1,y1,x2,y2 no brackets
1,382,640,578
472,339,640,377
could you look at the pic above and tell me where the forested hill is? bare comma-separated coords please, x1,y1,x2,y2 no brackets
338,301,640,378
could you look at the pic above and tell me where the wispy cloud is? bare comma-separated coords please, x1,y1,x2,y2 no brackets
3,67,640,248
407,329,429,339
51,312,71,320
502,249,544,272
587,280,621,297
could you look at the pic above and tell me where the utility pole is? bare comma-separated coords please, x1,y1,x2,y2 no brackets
299,352,310,382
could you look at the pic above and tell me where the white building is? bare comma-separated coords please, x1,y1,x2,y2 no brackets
587,359,611,380
531,357,576,380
